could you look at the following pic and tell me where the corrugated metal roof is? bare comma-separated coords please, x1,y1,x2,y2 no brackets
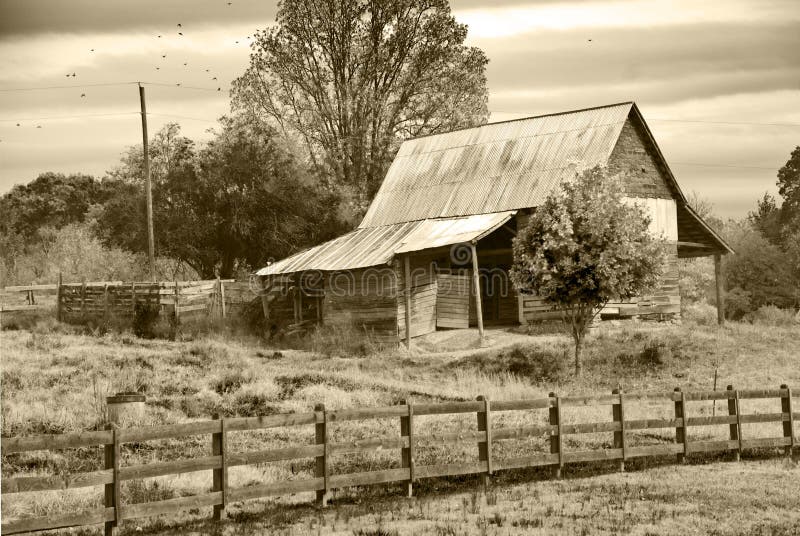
255,211,516,276
359,102,633,228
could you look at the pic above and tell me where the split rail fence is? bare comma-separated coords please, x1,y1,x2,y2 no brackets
1,385,797,535
0,279,254,324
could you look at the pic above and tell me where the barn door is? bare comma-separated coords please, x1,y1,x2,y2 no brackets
436,271,470,329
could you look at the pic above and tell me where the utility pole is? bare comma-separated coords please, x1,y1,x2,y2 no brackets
138,83,156,281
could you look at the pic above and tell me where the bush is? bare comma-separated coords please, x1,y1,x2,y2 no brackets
132,302,160,339
639,339,673,367
744,305,797,326
504,345,568,383
681,301,717,326
724,287,753,320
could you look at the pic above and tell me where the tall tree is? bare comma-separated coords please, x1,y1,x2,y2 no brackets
777,146,800,218
510,167,665,375
232,0,489,218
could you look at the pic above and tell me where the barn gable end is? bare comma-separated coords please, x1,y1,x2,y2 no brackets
608,117,675,200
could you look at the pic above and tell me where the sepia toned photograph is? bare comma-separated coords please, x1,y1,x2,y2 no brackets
0,1,798,534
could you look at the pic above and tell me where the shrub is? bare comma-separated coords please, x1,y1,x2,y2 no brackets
233,379,282,415
639,339,673,367
504,345,568,383
681,301,717,326
212,368,252,395
744,305,797,326
724,287,753,320
132,302,160,339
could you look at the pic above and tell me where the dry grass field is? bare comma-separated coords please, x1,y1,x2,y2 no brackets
1,315,799,535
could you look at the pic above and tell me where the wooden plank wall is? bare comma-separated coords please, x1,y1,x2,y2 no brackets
326,269,399,342
397,257,437,340
521,243,681,322
436,273,469,329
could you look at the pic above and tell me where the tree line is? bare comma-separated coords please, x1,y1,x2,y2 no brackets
0,0,488,284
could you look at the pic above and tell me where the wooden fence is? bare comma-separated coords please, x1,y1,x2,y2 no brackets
1,385,797,535
0,279,255,323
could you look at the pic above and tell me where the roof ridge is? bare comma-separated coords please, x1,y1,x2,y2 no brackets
406,101,635,142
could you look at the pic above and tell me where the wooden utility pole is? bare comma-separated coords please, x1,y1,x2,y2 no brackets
714,254,724,325
139,83,155,282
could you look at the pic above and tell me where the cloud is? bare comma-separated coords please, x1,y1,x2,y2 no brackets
0,0,277,37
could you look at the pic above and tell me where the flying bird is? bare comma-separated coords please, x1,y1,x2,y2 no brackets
162,55,166,58
212,77,217,80
177,23,182,28
90,48,95,52
205,69,209,72
588,39,592,42
81,93,86,97
183,62,188,66
217,87,221,91
158,35,162,38
156,67,160,70
36,125,42,128
178,32,183,36
176,83,181,86
72,73,76,77
16,123,20,127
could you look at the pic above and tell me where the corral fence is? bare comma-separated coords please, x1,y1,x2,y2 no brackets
1,385,797,535
0,278,256,325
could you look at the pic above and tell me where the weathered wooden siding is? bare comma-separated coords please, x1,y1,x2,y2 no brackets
608,118,675,199
396,256,438,339
521,243,681,322
436,273,469,328
326,269,399,342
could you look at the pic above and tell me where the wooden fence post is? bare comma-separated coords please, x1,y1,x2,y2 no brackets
130,283,136,318
211,415,227,520
400,399,414,498
549,392,562,479
612,388,625,472
674,387,686,463
81,281,87,322
104,426,120,536
727,385,740,462
780,384,794,456
173,282,180,325
103,284,109,324
219,278,226,319
314,403,329,507
476,395,492,489
56,271,63,322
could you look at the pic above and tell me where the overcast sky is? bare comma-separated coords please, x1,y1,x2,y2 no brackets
0,0,798,218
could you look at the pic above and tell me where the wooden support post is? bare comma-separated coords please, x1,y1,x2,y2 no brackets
714,254,724,326
56,271,63,322
403,255,412,348
212,415,227,520
260,277,270,322
727,385,740,462
314,403,329,507
612,388,625,472
219,278,226,319
674,387,686,463
298,278,303,322
103,284,109,324
104,427,120,536
470,242,484,344
549,392,562,479
131,283,136,318
173,282,180,325
780,384,794,456
517,289,524,325
81,280,87,321
476,395,492,488
400,399,414,497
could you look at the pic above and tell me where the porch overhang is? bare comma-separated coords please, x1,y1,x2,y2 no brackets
676,203,733,258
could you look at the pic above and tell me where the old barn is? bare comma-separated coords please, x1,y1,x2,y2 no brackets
256,102,732,344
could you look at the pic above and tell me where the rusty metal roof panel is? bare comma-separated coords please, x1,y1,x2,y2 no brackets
360,102,632,228
256,212,516,276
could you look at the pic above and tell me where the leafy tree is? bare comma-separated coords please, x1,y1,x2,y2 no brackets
99,119,346,278
232,0,489,218
777,146,800,218
108,122,195,186
721,219,798,314
748,192,783,245
0,172,118,240
510,167,665,375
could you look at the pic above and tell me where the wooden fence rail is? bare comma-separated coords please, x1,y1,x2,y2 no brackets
0,279,255,323
2,385,798,535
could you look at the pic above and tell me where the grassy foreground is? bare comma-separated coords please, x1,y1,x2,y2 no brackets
1,317,798,535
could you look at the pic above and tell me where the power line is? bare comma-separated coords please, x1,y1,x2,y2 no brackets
0,82,140,92
488,110,800,128
671,162,776,171
0,112,139,122
148,112,218,123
